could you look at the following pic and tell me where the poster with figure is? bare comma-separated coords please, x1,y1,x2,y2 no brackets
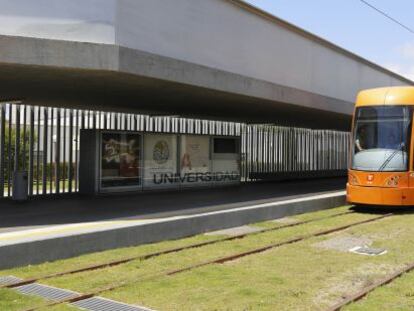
143,134,178,189
180,135,211,186
101,133,141,188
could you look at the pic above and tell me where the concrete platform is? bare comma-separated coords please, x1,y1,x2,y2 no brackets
0,179,346,269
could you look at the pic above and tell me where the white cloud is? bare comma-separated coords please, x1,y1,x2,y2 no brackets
384,63,414,81
400,42,414,60
382,41,414,82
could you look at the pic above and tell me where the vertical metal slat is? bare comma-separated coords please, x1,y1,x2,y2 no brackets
28,106,34,196
0,104,5,197
42,108,48,195
68,109,73,193
55,109,61,194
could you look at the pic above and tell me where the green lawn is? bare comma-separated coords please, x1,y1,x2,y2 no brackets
0,289,45,311
99,213,414,310
2,205,414,310
0,288,76,311
0,206,352,281
345,267,414,310
40,212,375,294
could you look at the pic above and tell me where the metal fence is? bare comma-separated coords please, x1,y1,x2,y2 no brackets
241,125,350,180
0,103,350,197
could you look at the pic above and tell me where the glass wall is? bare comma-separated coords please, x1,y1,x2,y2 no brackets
98,133,241,192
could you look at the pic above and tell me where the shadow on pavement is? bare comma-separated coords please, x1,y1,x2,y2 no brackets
0,178,346,231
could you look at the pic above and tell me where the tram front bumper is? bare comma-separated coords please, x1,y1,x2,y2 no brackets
347,183,413,206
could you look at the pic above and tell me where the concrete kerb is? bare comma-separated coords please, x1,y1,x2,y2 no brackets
0,192,346,270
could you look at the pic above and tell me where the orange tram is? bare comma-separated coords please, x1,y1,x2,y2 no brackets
347,86,414,206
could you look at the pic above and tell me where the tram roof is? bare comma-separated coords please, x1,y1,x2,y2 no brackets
356,86,414,108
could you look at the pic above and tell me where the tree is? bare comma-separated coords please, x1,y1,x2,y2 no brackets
2,124,36,179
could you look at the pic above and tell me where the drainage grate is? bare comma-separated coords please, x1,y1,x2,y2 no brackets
16,283,80,301
72,297,153,311
350,246,387,256
314,236,373,253
0,275,23,286
7,278,153,310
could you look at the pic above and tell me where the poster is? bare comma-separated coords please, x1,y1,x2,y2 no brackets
101,133,141,188
143,134,178,188
180,135,212,186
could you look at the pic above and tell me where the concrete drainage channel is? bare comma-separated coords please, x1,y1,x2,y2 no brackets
0,276,153,311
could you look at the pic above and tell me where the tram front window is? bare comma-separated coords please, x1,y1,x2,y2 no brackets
352,106,412,172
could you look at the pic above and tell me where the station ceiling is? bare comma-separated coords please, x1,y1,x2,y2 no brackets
0,63,351,130
0,35,353,130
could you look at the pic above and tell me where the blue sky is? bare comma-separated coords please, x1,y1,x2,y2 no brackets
246,0,414,81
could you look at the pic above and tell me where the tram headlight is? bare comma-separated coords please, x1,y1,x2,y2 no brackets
348,174,358,185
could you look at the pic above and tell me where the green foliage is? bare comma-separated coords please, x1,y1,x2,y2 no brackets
2,124,76,183
3,123,35,173
32,162,77,181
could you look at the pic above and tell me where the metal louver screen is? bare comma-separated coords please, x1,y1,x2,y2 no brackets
0,102,350,198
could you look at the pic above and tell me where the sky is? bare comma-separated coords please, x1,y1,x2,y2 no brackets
245,0,414,81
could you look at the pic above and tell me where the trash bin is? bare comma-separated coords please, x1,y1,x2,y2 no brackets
12,171,28,202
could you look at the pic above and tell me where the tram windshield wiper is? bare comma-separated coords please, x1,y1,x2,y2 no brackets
378,143,405,172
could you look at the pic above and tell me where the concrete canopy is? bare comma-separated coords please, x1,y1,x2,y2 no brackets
0,35,351,130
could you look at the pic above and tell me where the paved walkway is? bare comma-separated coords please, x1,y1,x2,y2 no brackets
0,178,346,234
0,190,345,247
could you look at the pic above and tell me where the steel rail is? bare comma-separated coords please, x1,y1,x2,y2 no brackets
22,213,392,311
327,261,414,311
167,213,392,274
4,210,354,290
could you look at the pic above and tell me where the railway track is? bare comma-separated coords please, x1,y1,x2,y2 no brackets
327,261,414,311
19,212,392,311
2,210,353,290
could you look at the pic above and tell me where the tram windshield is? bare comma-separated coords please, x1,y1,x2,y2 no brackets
352,106,412,172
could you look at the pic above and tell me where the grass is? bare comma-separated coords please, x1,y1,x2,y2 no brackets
1,235,223,280
0,205,352,281
0,288,75,310
0,289,45,311
345,271,414,310
100,214,414,310
39,212,374,293
2,205,414,310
